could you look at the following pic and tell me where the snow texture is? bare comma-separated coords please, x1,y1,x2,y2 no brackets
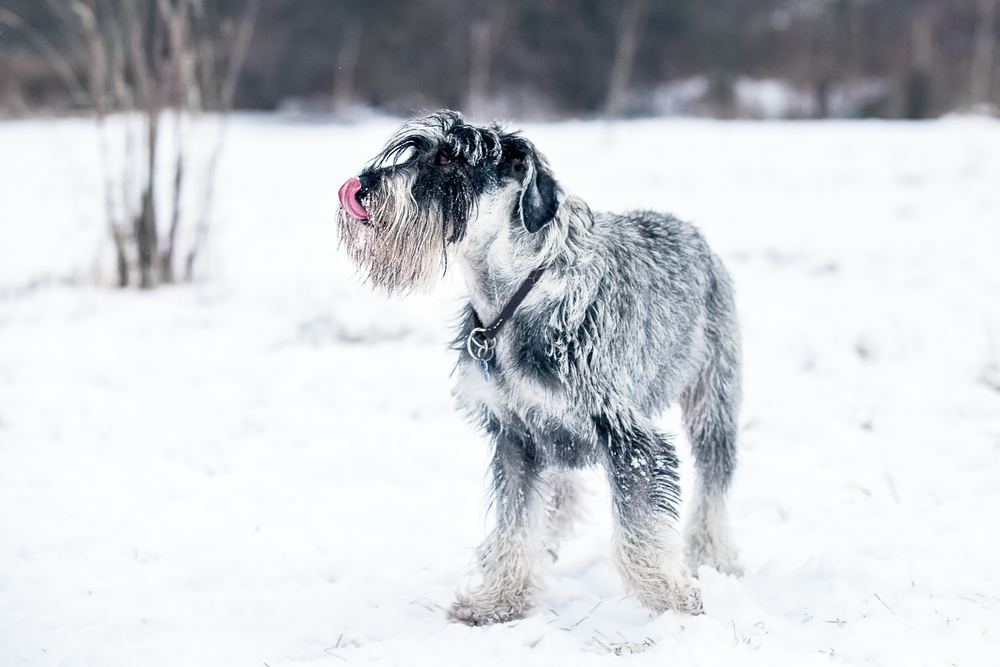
1,115,999,666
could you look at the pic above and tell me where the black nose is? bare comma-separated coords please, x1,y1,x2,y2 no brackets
357,173,374,199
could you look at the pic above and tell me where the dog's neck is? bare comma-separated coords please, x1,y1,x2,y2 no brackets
455,195,595,324
457,246,543,325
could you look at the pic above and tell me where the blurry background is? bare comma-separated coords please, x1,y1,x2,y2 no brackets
2,0,997,290
1,3,999,666
2,0,998,122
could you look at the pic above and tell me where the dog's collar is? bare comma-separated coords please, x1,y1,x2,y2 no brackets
466,267,546,379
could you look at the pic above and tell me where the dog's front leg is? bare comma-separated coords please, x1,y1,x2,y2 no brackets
449,421,546,625
601,416,704,616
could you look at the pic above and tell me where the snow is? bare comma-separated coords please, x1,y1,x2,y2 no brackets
1,114,999,666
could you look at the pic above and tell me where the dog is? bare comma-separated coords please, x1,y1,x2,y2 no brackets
337,110,742,625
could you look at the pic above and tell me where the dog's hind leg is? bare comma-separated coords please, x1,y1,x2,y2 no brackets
600,415,703,615
449,419,547,625
681,275,742,575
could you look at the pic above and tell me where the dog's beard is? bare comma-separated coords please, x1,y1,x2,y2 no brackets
338,171,448,292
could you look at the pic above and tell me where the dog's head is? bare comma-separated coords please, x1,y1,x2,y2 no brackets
337,110,561,291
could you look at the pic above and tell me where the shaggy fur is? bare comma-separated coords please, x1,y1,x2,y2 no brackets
337,110,742,625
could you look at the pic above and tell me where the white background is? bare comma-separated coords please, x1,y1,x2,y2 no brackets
1,115,999,666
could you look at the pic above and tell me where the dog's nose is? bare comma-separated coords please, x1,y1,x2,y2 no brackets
357,173,374,197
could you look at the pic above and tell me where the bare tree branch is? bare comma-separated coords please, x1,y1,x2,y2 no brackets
156,0,194,283
186,0,260,281
219,0,260,111
71,0,129,286
604,0,647,120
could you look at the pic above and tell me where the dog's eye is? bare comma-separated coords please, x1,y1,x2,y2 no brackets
435,151,452,166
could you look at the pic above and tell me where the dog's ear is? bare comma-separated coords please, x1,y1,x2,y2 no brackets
505,139,561,233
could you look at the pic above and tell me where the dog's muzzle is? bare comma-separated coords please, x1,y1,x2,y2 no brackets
339,176,369,221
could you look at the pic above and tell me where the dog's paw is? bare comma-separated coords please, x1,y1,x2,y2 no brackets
708,555,744,578
628,571,704,616
687,533,743,577
447,591,531,626
668,576,705,615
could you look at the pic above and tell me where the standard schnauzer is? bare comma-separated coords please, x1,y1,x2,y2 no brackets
337,111,742,625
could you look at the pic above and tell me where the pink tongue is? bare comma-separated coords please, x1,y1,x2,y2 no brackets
338,177,369,220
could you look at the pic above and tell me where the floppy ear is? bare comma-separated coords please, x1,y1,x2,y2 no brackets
507,141,561,233
518,158,560,233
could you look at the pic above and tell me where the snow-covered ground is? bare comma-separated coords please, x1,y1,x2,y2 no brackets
1,115,999,666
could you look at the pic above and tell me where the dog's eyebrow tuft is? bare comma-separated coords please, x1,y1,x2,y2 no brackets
410,109,464,137
372,111,512,169
447,124,503,164
371,110,468,167
371,134,430,168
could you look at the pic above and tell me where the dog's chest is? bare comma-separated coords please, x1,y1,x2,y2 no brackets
454,332,569,421
453,350,598,467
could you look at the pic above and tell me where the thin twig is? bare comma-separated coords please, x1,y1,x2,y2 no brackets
874,592,896,615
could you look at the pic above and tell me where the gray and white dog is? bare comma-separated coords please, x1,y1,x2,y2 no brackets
337,111,742,625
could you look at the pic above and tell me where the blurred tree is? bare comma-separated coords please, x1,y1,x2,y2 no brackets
604,0,647,119
905,1,938,119
2,0,259,287
466,3,504,119
971,0,997,107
